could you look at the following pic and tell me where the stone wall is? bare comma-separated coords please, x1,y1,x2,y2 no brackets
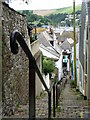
2,2,29,116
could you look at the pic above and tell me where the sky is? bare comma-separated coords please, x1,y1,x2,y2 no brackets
9,0,82,10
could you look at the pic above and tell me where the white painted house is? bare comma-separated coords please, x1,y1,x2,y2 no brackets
38,31,63,89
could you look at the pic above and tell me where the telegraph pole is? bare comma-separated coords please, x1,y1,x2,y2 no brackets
73,0,77,84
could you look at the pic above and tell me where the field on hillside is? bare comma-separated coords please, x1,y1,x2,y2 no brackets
33,10,56,16
33,5,81,16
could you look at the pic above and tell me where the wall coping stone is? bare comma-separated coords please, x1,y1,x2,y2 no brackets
2,2,26,17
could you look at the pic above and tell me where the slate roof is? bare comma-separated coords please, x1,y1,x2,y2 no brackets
40,44,60,59
38,32,51,47
60,40,71,50
37,31,60,58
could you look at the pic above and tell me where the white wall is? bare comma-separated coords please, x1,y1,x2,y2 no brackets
42,74,50,90
72,43,79,80
77,64,80,87
79,61,84,95
55,52,63,80
40,46,59,59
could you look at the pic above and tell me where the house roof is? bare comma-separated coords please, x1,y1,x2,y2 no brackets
40,44,59,60
37,31,60,59
42,31,53,41
38,32,51,47
60,39,71,50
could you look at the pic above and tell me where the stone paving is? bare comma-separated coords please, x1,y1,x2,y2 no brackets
2,91,49,118
2,78,90,119
56,79,90,118
36,91,48,118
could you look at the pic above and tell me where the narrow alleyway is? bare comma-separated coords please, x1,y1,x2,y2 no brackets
56,78,90,118
2,77,90,119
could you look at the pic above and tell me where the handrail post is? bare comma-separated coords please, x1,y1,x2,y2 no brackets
53,85,55,117
48,92,51,118
10,30,50,118
29,61,35,118
56,84,58,108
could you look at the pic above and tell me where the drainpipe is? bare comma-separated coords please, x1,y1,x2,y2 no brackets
87,1,90,100
73,0,77,84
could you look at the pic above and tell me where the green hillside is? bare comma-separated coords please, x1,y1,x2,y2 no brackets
53,5,81,14
17,4,81,27
18,5,81,16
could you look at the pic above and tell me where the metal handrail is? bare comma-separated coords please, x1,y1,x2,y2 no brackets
10,30,49,93
10,30,57,118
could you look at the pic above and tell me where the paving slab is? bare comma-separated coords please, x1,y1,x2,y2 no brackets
56,79,89,118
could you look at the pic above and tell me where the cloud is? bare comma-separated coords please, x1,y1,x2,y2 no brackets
9,0,82,10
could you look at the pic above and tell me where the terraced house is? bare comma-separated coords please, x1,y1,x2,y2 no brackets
78,0,90,100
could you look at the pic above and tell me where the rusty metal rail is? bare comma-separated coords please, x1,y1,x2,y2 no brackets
10,30,60,118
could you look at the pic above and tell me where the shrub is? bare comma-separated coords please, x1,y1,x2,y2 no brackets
42,57,55,76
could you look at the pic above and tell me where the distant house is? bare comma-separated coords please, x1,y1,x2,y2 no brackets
60,39,72,51
60,39,72,75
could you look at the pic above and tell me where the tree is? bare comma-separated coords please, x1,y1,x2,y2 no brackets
7,0,31,4
42,57,55,76
37,22,42,27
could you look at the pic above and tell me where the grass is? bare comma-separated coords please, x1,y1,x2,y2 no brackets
16,104,20,109
36,91,47,100
32,5,81,16
54,5,81,14
36,96,41,100
56,99,61,112
40,91,47,98
70,80,77,88
56,106,61,112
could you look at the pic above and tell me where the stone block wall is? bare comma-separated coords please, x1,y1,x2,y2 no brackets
2,2,29,116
